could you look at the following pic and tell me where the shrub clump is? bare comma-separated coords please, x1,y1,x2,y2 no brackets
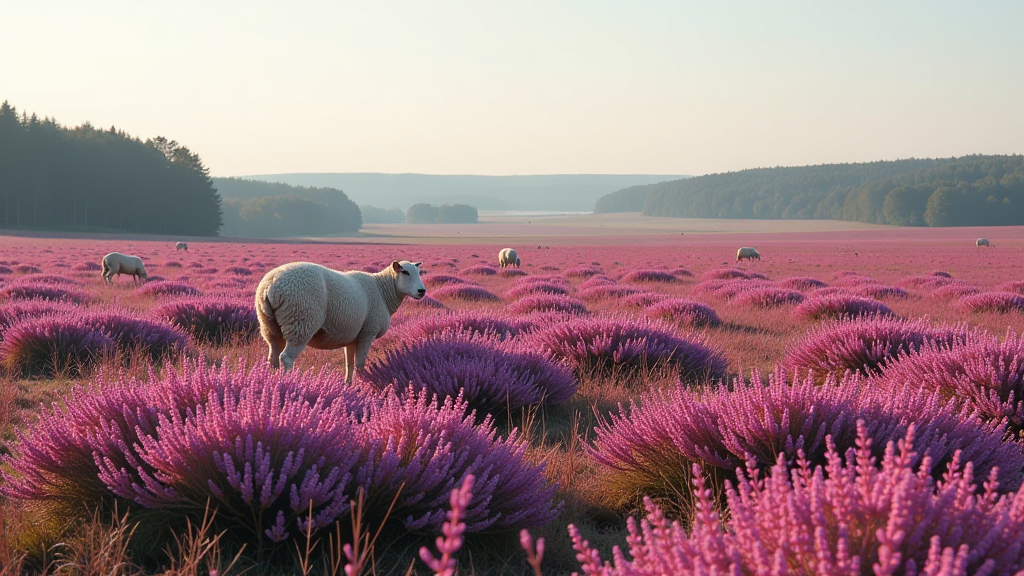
505,282,570,300
431,284,501,303
134,281,201,298
424,274,473,288
732,286,805,308
778,276,828,291
0,283,94,304
958,292,1024,314
619,269,677,283
459,264,498,276
793,294,894,320
578,275,616,290
644,299,721,328
507,294,587,315
929,283,981,300
151,297,259,344
564,266,603,278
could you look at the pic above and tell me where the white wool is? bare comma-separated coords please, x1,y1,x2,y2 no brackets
976,238,991,247
175,242,188,251
255,260,425,381
498,248,521,268
101,252,148,285
736,247,761,262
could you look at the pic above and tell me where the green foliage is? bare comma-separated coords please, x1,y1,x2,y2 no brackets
220,194,361,238
405,203,478,224
360,204,405,223
595,155,1024,227
0,101,221,235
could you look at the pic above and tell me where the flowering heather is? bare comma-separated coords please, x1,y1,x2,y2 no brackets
497,267,527,278
419,475,473,576
389,310,537,342
0,315,113,377
695,278,776,300
573,424,1024,576
854,283,909,299
221,265,253,276
778,276,828,291
362,332,577,413
528,315,727,382
578,275,616,289
564,266,603,278
356,390,561,532
783,317,969,379
619,292,669,308
505,282,571,300
507,294,587,315
899,274,955,289
188,262,204,268
672,267,693,277
880,332,1024,435
732,286,805,308
997,280,1024,295
134,281,201,298
793,293,894,320
810,286,854,297
424,274,473,288
644,299,721,328
578,284,646,301
71,261,102,272
929,282,982,300
431,284,501,303
0,300,76,335
163,260,183,268
959,291,1024,314
701,268,752,280
513,275,572,288
407,295,446,309
194,267,219,275
0,282,94,304
14,264,42,274
619,269,677,283
152,297,259,344
13,273,83,287
590,371,1023,512
0,265,12,275
459,264,498,276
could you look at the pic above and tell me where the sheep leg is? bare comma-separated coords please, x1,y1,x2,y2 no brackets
279,340,308,372
347,338,374,383
343,342,358,382
264,333,285,369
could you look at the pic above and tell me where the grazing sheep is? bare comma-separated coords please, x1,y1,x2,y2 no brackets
977,238,991,248
175,242,188,251
498,248,521,268
736,247,761,262
256,260,425,380
101,252,148,285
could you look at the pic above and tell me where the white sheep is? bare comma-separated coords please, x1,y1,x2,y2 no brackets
101,252,148,285
736,247,761,262
176,242,189,251
255,260,426,380
977,238,991,248
498,248,521,268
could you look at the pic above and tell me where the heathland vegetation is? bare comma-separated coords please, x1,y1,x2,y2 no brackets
0,102,221,235
595,155,1024,227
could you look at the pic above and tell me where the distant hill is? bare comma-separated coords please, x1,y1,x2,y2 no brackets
214,177,361,237
595,155,1024,227
229,173,684,212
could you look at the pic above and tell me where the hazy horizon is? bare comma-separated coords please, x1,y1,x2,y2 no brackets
2,1,1021,177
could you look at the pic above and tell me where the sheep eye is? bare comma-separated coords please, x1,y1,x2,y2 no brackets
401,270,410,275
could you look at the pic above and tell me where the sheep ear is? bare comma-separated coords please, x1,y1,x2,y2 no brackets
413,262,422,268
391,261,402,272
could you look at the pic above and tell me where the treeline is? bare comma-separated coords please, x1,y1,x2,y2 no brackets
0,102,221,235
406,203,478,224
214,178,361,237
596,155,1024,227
361,205,405,224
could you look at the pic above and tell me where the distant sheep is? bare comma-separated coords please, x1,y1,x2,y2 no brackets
176,242,189,251
255,260,425,381
977,238,991,248
101,252,148,285
498,248,521,268
736,247,761,262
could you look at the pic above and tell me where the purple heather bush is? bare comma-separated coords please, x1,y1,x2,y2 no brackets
362,332,577,413
188,262,204,269
959,291,1024,314
431,284,501,303
0,265,13,275
619,269,677,283
779,276,828,291
701,268,751,281
71,261,102,272
589,370,1023,513
997,280,1024,295
14,264,42,274
512,275,571,288
855,284,909,299
899,274,954,290
578,284,646,301
13,273,83,287
424,274,474,288
163,260,183,268
387,310,536,342
459,264,498,276
644,299,721,328
702,278,777,300
573,423,1024,576
152,297,259,344
134,281,201,298
222,265,253,276
0,282,94,304
497,268,527,278
505,282,571,299
793,294,894,320
930,283,982,300
578,275,616,290
0,300,77,334
85,310,189,358
0,315,112,377
880,331,1024,435
809,286,854,297
783,317,970,380
407,295,445,309
732,286,805,308
671,267,693,277
618,292,669,308
528,315,727,382
564,266,604,278
507,294,587,315
194,267,219,275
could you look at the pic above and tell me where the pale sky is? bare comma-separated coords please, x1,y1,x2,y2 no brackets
1,1,1021,177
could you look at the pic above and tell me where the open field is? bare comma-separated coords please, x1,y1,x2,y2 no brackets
1,225,1024,574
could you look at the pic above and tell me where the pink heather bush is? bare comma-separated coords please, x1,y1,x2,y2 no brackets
573,423,1024,576
151,297,259,344
86,310,189,358
578,284,645,301
997,280,1024,295
930,283,982,300
701,268,751,281
71,261,102,272
959,291,1024,314
671,267,693,277
14,264,42,274
590,371,1023,512
507,294,587,315
2,360,559,547
0,316,112,377
424,274,473,288
564,266,604,278
779,276,828,291
194,267,219,275
388,311,537,342
134,281,201,298
459,264,498,276
834,273,879,287
512,275,571,289
578,275,616,290
163,260,183,268
619,292,669,308
880,332,1024,434
431,284,501,303
505,282,571,299
0,283,94,304
855,283,909,299
407,295,446,309
644,299,721,328
899,274,955,289
0,301,77,334
783,317,970,379
13,273,83,287
362,332,577,413
619,269,677,283
0,265,12,275
793,294,894,320
732,286,805,308
497,268,527,277
222,265,253,276
528,315,727,382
